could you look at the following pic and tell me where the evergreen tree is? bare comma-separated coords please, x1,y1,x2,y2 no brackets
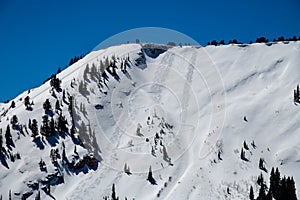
258,183,266,200
62,144,67,161
39,158,46,171
147,165,156,184
24,96,30,108
211,40,218,46
269,167,275,194
10,101,15,108
288,177,297,200
294,84,300,104
62,89,66,102
43,99,52,113
0,128,3,151
279,176,288,200
50,75,61,91
10,115,18,126
257,173,264,186
5,125,13,147
256,37,268,43
28,119,32,129
266,190,272,200
112,184,118,200
55,100,60,112
249,186,254,200
41,115,50,136
148,166,153,180
273,167,281,199
31,119,39,137
57,114,68,133
50,118,55,136
57,67,62,74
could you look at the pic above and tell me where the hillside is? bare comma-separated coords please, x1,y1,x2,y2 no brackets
0,41,300,200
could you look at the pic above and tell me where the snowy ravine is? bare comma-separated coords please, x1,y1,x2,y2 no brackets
0,41,300,199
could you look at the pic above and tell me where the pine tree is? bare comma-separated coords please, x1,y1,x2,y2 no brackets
147,165,156,184
257,173,264,186
148,166,153,180
50,75,61,90
266,190,272,200
41,115,50,136
57,114,68,133
31,119,39,137
9,190,11,200
50,118,55,136
112,184,118,200
258,183,266,199
24,96,30,108
273,167,281,199
269,167,275,194
55,100,60,112
43,99,52,113
62,145,66,161
5,125,13,147
294,84,300,104
28,119,32,129
288,177,297,200
10,101,15,108
249,186,254,200
0,128,3,152
10,115,18,126
279,176,288,200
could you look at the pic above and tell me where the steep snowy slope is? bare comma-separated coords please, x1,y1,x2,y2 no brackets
0,42,300,200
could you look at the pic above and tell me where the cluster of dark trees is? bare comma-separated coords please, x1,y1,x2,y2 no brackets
38,114,68,137
250,167,297,200
207,35,300,46
42,54,83,85
273,36,300,42
68,55,85,67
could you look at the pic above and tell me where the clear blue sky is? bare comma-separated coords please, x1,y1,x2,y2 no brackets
0,0,299,102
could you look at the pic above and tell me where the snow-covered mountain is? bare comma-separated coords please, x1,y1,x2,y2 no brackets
1,41,300,200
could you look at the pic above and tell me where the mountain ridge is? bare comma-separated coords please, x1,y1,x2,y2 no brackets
0,41,300,199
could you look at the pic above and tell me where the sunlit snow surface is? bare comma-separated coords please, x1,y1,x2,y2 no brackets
1,42,300,199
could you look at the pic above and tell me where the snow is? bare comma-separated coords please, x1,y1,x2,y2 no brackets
0,41,300,199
